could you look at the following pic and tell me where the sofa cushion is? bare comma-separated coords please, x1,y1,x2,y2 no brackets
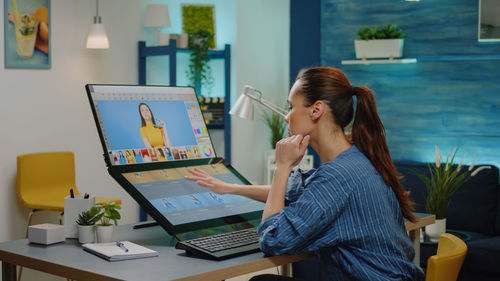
446,164,499,235
463,236,500,275
395,162,499,236
447,229,491,243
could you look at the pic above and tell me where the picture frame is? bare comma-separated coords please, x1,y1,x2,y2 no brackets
478,0,500,42
4,0,51,68
182,4,216,49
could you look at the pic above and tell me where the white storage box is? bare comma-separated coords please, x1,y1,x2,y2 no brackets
28,223,65,245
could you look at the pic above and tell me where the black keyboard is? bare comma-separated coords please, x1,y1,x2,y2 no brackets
175,228,261,260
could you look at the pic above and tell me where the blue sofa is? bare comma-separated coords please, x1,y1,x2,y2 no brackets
395,161,500,281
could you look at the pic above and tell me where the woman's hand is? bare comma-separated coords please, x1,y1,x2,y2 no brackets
185,167,234,194
157,119,166,128
275,134,310,169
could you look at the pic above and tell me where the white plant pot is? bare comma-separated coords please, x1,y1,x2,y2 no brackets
425,218,446,243
95,225,114,243
77,225,95,244
354,39,404,59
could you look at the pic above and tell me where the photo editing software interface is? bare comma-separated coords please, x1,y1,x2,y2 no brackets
122,163,265,226
88,85,216,166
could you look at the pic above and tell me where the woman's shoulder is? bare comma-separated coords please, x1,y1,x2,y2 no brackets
313,146,374,185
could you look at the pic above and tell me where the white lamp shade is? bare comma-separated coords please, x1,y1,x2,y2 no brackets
229,93,254,120
143,4,171,27
86,23,110,49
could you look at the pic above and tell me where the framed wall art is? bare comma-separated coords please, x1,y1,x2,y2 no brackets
4,0,50,68
182,4,216,49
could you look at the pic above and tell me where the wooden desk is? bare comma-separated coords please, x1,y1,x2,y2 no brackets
405,212,436,265
0,224,313,281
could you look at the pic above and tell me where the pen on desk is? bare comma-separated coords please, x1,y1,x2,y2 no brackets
116,241,129,253
70,188,74,198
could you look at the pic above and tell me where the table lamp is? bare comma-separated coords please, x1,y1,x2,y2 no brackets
229,85,288,120
86,0,109,49
143,4,171,46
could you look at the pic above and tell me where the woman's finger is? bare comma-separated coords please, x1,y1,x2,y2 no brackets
185,175,204,181
193,167,209,175
187,167,208,177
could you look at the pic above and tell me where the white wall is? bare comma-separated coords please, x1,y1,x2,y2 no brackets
232,0,290,184
0,0,289,244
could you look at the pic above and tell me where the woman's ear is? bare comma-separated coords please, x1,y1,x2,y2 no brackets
311,100,325,121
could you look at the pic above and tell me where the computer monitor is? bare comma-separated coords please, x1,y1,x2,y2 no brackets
86,84,216,167
86,84,264,241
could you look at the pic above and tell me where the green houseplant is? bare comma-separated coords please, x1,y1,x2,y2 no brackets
76,206,101,226
354,24,405,59
186,29,215,95
262,109,287,149
415,146,490,242
76,206,100,243
357,24,404,40
94,201,121,243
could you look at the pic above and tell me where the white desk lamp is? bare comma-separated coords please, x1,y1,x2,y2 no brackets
86,0,109,49
143,4,171,46
229,85,288,120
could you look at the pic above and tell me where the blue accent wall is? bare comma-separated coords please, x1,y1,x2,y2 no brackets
291,0,322,168
320,0,500,167
290,0,321,86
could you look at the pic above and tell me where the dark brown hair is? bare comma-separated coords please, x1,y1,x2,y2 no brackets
139,103,157,127
295,67,416,222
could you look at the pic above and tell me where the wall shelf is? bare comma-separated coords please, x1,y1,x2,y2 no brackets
341,54,500,65
415,54,500,62
341,58,417,65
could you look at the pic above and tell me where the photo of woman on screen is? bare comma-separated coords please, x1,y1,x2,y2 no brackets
139,103,172,148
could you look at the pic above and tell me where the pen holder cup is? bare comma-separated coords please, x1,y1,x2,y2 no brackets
64,196,95,238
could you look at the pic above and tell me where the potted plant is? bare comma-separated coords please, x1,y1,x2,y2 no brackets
186,29,215,96
262,109,288,150
415,146,491,242
76,206,100,243
262,109,288,184
94,201,121,243
354,24,405,59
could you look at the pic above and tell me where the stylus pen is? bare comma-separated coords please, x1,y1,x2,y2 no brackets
116,241,129,253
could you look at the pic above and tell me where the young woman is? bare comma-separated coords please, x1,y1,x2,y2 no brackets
186,67,424,281
138,103,172,148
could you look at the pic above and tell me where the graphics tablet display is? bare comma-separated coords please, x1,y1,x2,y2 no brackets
122,163,263,226
86,85,264,242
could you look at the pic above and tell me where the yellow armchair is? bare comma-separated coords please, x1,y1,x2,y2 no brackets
426,233,468,281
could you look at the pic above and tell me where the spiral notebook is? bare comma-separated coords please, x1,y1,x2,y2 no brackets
82,241,158,261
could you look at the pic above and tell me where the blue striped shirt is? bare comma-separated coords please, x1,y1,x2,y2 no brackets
258,146,424,281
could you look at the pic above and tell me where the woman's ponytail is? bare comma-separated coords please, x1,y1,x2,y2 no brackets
351,87,417,222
